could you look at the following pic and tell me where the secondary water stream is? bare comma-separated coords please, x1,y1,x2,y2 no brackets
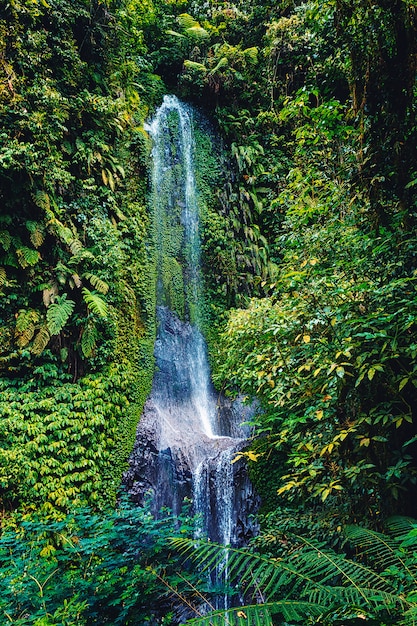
123,97,258,591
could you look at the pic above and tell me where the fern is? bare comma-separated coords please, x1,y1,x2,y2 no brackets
82,287,107,317
169,528,412,624
345,525,417,585
83,272,109,294
15,309,40,347
0,267,6,287
80,318,97,358
46,294,75,335
31,325,51,355
0,229,11,251
26,220,44,248
70,273,82,289
33,190,51,212
16,246,41,268
69,238,84,256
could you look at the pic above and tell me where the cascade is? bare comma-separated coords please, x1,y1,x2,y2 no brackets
123,96,258,576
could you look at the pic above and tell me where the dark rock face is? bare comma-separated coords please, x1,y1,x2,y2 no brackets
122,307,260,543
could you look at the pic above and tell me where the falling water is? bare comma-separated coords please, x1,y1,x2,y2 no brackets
123,97,259,606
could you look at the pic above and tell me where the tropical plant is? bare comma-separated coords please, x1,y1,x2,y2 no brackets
169,516,417,625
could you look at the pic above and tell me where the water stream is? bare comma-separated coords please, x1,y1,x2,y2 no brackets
123,96,258,590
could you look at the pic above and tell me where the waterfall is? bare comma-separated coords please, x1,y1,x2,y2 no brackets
123,96,259,588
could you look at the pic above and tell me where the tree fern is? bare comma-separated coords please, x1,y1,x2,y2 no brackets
46,294,75,335
169,527,412,624
184,601,326,625
345,524,417,583
82,287,107,317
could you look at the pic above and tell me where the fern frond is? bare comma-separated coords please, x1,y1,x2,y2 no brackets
386,516,417,539
71,273,82,289
46,294,75,335
293,535,391,593
83,272,109,294
31,325,51,355
15,309,40,347
16,246,41,268
81,319,98,358
185,600,327,625
82,288,107,317
169,538,327,599
345,525,416,583
0,229,11,251
69,238,84,256
26,220,45,248
403,604,417,626
33,190,50,212
0,267,6,287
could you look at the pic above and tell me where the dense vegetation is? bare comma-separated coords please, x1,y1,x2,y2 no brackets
2,0,417,623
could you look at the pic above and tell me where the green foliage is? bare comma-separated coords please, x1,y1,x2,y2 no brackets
0,368,135,511
170,517,417,625
46,294,75,336
0,500,196,625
